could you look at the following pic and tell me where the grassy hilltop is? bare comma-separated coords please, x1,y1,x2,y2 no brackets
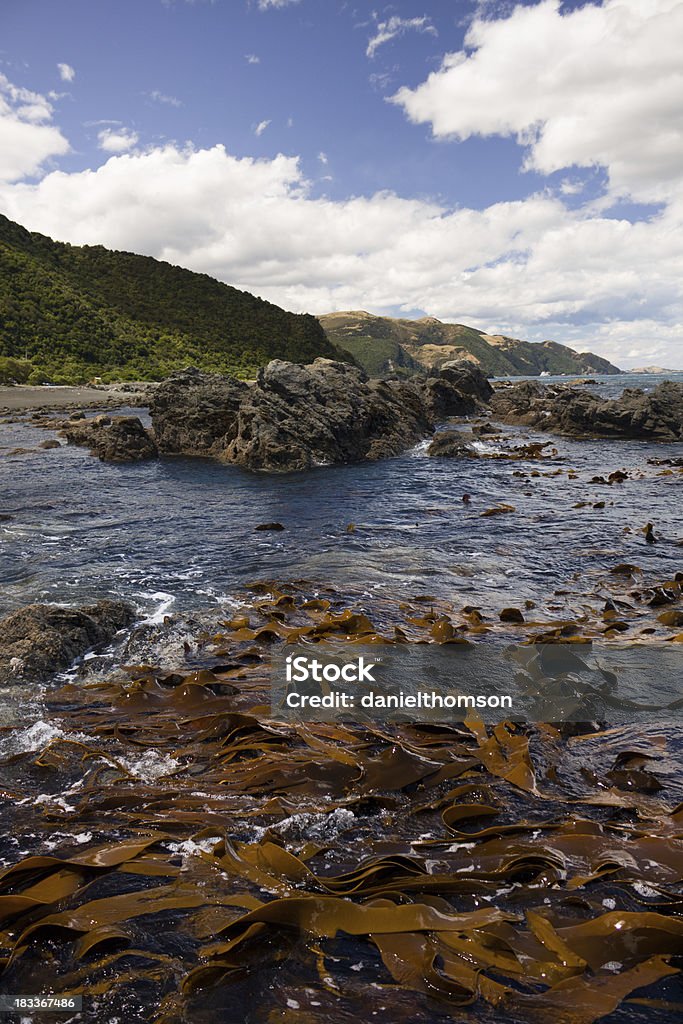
319,310,621,378
0,214,344,384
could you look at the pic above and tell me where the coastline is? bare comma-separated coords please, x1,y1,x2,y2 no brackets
0,382,152,414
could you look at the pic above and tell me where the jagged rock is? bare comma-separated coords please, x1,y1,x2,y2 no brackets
0,600,135,685
61,416,158,461
438,361,494,403
148,359,495,472
491,381,683,441
418,377,478,419
151,367,248,457
418,362,493,420
229,360,433,471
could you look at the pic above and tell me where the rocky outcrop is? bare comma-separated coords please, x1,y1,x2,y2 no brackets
439,362,494,404
60,415,158,461
491,381,683,441
419,362,493,420
150,368,248,457
150,359,490,472
0,600,135,685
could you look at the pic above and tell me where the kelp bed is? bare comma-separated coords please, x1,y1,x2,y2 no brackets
1,577,683,1023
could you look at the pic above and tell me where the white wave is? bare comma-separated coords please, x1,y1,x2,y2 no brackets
116,748,180,782
470,440,508,455
138,591,176,624
0,719,93,759
252,807,355,844
406,438,431,457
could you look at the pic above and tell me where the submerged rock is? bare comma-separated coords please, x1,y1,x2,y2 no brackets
491,381,683,441
151,359,489,473
499,607,525,623
427,433,478,458
0,600,135,685
61,415,158,462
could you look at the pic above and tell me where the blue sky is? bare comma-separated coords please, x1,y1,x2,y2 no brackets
1,0,682,367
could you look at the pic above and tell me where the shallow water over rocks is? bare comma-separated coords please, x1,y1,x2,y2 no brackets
0,375,682,1023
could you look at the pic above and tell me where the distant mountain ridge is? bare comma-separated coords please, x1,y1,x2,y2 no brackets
0,214,344,383
319,310,622,378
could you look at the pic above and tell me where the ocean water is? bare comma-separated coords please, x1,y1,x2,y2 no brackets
0,374,681,624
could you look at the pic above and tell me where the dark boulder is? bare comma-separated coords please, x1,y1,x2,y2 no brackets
419,377,478,419
427,432,479,458
438,361,494,403
61,416,158,461
418,361,493,420
150,367,247,457
151,359,435,472
0,600,135,685
148,358,498,473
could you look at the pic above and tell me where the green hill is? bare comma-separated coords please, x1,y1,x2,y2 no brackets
319,311,622,378
0,214,345,384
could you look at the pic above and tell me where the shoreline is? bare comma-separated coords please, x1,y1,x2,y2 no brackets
0,382,152,414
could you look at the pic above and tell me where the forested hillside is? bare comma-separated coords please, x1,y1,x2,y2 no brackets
0,214,344,383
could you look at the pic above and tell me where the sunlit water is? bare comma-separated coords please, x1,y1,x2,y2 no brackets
1,375,682,626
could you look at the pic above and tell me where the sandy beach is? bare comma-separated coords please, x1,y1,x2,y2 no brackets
0,383,151,414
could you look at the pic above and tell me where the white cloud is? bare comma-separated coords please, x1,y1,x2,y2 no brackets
254,119,271,137
367,15,437,59
149,89,182,107
318,151,328,165
2,142,682,366
245,54,261,64
57,62,75,83
97,127,139,153
392,0,683,202
258,0,301,9
0,74,69,182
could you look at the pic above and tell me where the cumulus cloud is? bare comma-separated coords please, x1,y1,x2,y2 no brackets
97,127,139,153
2,142,682,366
392,0,683,202
0,74,69,181
254,119,271,136
57,62,75,83
367,15,437,59
245,54,261,64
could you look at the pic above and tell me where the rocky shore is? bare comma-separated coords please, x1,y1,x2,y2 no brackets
9,365,682,469
17,359,494,469
491,379,683,441
0,599,134,685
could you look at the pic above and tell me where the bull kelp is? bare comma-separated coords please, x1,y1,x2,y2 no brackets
1,579,682,1023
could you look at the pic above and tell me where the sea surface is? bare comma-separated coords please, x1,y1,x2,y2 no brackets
1,374,682,623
